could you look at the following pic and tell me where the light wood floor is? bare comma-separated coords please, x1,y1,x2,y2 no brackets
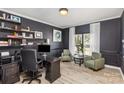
17,62,124,84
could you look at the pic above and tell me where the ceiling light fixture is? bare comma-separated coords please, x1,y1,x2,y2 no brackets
59,8,68,16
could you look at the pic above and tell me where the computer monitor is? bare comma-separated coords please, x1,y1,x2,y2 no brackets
38,44,50,52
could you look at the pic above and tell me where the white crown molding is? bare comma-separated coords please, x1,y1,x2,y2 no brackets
0,8,62,28
105,65,124,80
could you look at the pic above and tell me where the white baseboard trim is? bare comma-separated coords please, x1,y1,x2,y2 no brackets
105,65,120,70
119,68,124,80
105,65,124,80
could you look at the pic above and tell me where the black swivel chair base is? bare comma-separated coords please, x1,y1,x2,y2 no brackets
22,72,42,84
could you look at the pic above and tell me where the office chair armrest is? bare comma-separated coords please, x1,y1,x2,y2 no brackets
37,59,43,64
37,59,43,69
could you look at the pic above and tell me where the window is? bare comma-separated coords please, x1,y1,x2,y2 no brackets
75,33,91,56
83,33,91,55
75,34,83,54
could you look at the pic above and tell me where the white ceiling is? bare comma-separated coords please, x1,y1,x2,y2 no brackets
0,8,123,28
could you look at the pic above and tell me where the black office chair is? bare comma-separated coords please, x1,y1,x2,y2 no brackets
21,49,42,84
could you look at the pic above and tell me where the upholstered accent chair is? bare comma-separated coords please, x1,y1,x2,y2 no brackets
61,49,72,62
84,52,105,70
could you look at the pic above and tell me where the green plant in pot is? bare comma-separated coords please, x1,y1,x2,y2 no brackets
79,43,84,55
75,35,84,55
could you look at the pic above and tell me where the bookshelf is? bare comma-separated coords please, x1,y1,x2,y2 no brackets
0,13,44,47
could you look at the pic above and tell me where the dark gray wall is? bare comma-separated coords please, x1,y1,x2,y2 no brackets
121,11,124,74
100,18,121,67
0,10,63,57
62,28,69,49
100,18,121,52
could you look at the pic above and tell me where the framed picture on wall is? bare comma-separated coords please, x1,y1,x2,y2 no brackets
53,29,62,42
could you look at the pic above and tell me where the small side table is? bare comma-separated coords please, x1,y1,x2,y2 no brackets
73,55,84,66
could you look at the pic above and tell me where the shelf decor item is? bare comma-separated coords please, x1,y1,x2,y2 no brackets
27,26,30,31
0,16,3,19
53,29,62,42
22,39,26,45
0,41,8,46
22,33,26,38
35,31,43,39
2,13,6,19
10,15,21,23
1,22,5,28
8,39,12,46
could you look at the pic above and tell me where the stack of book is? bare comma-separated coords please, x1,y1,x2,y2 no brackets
0,41,8,46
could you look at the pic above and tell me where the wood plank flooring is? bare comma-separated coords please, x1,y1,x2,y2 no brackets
16,61,124,84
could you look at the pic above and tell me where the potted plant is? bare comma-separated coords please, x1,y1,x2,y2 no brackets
75,35,84,55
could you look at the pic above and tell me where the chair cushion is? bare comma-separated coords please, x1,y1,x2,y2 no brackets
61,56,71,61
92,52,101,60
63,49,70,56
85,60,95,68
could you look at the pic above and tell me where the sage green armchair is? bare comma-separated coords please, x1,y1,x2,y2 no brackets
84,52,105,70
61,49,72,62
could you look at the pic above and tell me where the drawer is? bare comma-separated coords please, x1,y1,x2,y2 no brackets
5,66,19,76
2,73,20,84
2,63,19,77
3,63,18,69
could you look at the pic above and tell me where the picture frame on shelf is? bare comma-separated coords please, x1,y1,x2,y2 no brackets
35,31,43,39
10,15,21,23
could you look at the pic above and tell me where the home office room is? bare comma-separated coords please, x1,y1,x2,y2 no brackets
0,0,124,93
